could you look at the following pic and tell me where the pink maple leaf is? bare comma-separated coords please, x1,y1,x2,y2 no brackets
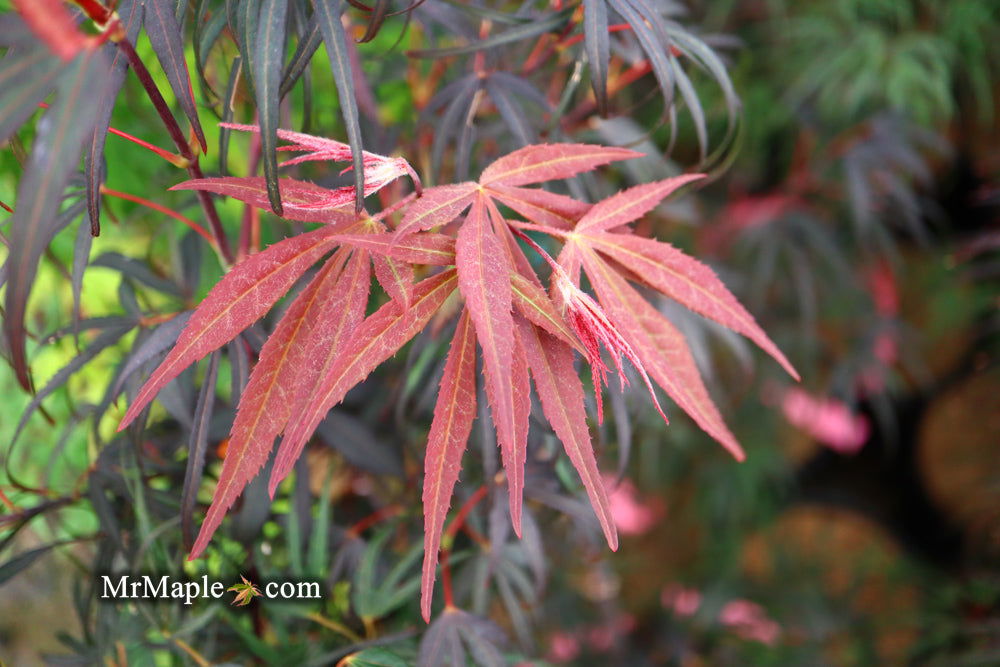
511,228,668,425
221,122,421,208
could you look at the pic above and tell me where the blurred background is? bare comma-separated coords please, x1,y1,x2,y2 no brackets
1,0,998,664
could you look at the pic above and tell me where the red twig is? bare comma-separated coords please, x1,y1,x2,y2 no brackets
440,547,455,609
114,38,234,264
115,39,193,161
101,187,217,246
444,484,489,542
238,121,263,260
439,484,489,609
0,487,18,513
346,504,404,539
107,127,189,167
37,101,185,166
557,22,633,50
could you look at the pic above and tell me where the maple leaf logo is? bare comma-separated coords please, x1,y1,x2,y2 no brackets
227,575,261,606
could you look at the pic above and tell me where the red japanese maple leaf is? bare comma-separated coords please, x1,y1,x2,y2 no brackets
117,130,797,623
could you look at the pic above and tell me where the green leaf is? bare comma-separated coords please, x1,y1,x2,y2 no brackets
3,47,111,390
145,0,207,151
340,647,409,667
582,0,610,116
408,7,573,58
0,545,57,586
353,526,423,620
255,0,289,215
0,44,62,145
314,0,366,213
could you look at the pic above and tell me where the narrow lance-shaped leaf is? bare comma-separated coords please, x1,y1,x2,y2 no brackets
110,312,191,395
71,216,93,341
0,45,62,146
193,0,227,100
580,247,745,460
479,143,640,188
12,322,135,446
228,335,251,409
92,252,182,296
485,77,534,146
582,232,799,379
219,55,242,176
494,208,582,351
4,48,110,390
181,350,220,551
582,0,610,116
408,7,573,58
211,122,418,202
274,270,459,495
85,0,143,236
279,11,322,99
313,0,365,213
118,227,343,430
421,308,477,622
456,194,523,534
188,249,354,559
235,0,259,96
254,0,289,215
574,174,706,233
607,0,675,123
0,545,59,586
516,317,617,550
358,0,392,43
145,0,208,152
267,248,372,494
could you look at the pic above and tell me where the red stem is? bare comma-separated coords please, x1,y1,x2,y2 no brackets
38,101,183,165
0,487,17,513
101,187,217,246
115,38,234,264
558,23,633,49
438,484,489,610
116,39,193,160
444,484,489,541
71,0,113,25
238,126,263,259
509,225,567,274
440,548,455,609
107,127,188,166
346,504,403,538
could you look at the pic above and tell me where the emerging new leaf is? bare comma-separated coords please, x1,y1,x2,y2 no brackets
222,122,421,200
